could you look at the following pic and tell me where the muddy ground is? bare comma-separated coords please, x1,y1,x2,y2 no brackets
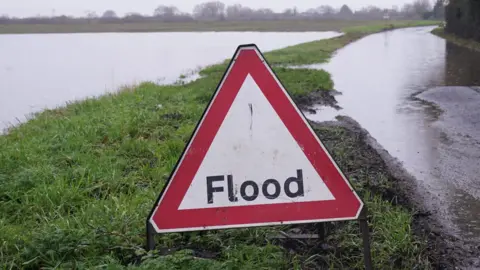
300,91,480,269
296,89,342,114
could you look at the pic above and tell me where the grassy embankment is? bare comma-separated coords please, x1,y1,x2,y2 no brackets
0,21,439,269
432,27,480,52
0,19,438,34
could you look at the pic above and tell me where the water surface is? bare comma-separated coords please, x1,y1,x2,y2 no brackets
0,31,341,130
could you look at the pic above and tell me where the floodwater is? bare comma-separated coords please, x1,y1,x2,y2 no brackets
304,26,480,244
0,31,341,130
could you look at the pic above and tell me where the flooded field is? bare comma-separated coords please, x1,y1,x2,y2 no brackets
0,31,340,130
304,26,480,244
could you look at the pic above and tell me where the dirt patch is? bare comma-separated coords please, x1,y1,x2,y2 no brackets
263,114,435,269
295,89,342,114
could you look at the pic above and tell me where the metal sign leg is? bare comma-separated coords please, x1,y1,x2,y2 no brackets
359,207,373,270
146,222,156,252
317,223,325,241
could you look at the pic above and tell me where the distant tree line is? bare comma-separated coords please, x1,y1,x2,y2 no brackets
0,0,445,25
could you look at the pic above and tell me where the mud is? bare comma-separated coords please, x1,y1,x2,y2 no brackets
323,116,480,269
295,89,342,114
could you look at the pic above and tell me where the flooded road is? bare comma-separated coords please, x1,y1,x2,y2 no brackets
304,27,480,245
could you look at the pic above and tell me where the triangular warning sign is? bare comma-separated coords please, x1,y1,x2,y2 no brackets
148,44,363,233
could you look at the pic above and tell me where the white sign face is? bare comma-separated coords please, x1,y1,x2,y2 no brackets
148,45,363,234
179,75,335,210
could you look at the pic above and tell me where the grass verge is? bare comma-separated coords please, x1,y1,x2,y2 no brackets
0,21,438,269
431,27,480,52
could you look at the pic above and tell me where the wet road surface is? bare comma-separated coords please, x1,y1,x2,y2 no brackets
303,27,480,245
417,86,480,238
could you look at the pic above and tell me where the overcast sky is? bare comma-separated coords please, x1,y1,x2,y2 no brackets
2,0,418,17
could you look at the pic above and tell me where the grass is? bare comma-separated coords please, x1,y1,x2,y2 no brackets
0,19,440,34
0,20,437,269
431,26,480,52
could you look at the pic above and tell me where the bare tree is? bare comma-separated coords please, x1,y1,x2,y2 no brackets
102,10,117,18
123,12,145,22
254,8,275,20
226,4,253,20
433,0,445,19
305,8,318,15
317,5,336,18
154,5,179,17
338,4,354,19
85,11,98,19
401,3,415,18
193,1,225,20
0,14,9,24
400,0,432,19
355,6,384,19
226,4,239,18
413,0,432,15
256,8,274,15
282,8,294,17
384,5,399,18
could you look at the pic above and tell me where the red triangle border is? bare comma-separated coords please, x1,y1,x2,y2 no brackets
148,44,364,233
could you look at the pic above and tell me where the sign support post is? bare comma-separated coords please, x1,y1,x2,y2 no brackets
359,207,373,270
316,223,325,241
147,214,373,268
145,43,370,265
146,222,156,252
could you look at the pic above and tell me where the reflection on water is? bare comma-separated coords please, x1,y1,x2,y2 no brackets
305,26,480,242
0,31,341,130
